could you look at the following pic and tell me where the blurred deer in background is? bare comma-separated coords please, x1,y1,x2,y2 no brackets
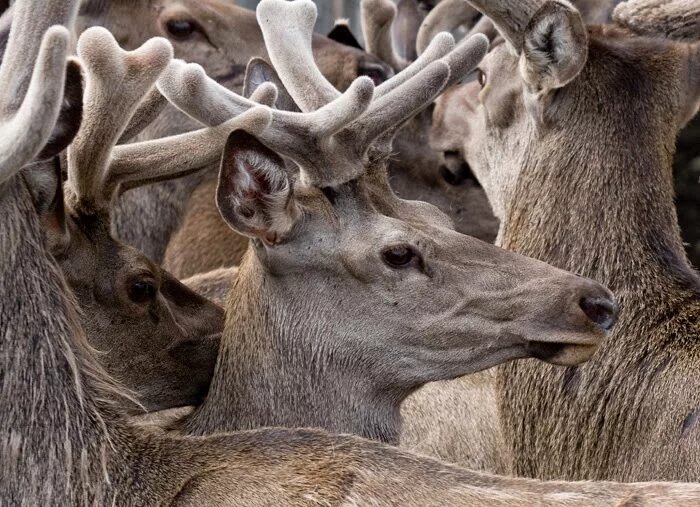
431,0,700,482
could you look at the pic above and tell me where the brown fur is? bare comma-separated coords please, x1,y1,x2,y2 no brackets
5,2,700,504
432,2,700,481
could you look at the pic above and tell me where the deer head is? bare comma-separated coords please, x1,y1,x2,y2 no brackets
175,0,620,439
32,27,277,412
431,0,700,230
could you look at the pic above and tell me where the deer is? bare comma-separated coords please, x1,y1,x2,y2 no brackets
429,0,700,482
140,0,624,445
9,1,700,505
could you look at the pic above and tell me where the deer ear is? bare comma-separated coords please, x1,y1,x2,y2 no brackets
520,2,587,114
327,22,363,50
216,130,299,246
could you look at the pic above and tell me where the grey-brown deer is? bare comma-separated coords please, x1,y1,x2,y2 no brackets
8,1,700,505
150,0,620,445
431,0,700,482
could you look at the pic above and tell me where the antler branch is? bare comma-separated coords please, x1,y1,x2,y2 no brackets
416,0,480,54
0,0,78,184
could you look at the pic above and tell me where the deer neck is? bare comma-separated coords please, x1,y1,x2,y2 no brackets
186,256,405,444
499,73,698,303
0,178,128,503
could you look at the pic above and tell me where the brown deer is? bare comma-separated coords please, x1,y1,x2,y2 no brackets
37,26,256,413
8,1,700,505
430,0,700,482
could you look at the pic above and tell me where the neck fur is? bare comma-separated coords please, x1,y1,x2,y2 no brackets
186,255,405,443
0,178,127,503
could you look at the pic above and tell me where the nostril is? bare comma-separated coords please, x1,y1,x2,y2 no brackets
579,297,618,331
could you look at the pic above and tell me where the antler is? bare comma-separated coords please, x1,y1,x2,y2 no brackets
67,28,272,209
156,0,486,187
0,0,78,184
613,0,700,41
416,0,481,54
259,0,488,185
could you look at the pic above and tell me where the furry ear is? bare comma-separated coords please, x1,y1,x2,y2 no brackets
216,130,299,245
37,59,83,161
327,21,363,50
22,156,70,255
243,57,300,112
520,2,588,117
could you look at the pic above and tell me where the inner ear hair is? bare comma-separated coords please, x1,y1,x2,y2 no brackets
521,1,588,94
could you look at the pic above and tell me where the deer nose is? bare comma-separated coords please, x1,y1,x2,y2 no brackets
579,296,618,331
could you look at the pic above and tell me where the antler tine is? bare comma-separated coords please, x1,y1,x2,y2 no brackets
351,33,488,147
416,0,481,54
0,0,78,115
613,0,700,41
118,87,169,144
158,57,376,186
249,82,278,107
0,26,71,183
157,60,257,126
361,0,409,70
0,0,79,184
67,27,172,211
257,0,341,112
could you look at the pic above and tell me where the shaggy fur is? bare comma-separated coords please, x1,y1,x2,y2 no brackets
432,0,700,481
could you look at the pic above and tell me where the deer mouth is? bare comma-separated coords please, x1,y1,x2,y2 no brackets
525,341,598,367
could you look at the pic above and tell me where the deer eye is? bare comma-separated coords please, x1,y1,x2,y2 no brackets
128,279,157,305
165,19,197,40
382,245,420,269
477,69,487,88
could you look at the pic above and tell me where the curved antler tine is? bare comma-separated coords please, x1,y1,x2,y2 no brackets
351,33,487,148
157,60,257,126
375,32,454,99
0,26,70,182
68,27,172,209
306,77,374,137
416,0,481,54
257,0,341,112
613,0,700,41
118,87,169,144
352,60,450,147
106,108,272,196
0,0,78,115
361,0,409,70
441,33,489,88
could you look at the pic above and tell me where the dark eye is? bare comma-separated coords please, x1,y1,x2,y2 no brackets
128,280,157,304
165,19,197,40
382,245,419,269
477,69,487,88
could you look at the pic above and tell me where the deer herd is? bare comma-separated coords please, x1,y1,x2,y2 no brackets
1,0,700,504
